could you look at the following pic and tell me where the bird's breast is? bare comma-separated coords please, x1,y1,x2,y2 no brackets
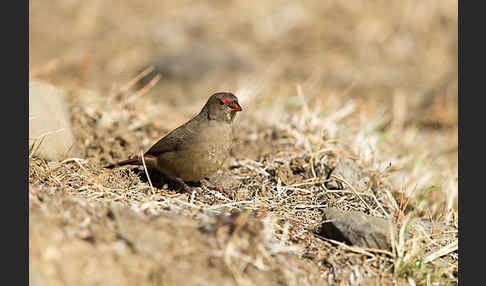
156,122,233,181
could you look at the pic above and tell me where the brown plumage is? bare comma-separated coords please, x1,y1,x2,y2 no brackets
105,92,242,189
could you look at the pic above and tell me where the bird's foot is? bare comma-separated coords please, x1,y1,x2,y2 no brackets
175,178,193,193
207,180,233,198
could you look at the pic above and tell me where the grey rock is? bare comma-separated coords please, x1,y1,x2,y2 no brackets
325,157,367,191
29,264,47,286
317,207,396,250
29,81,78,161
407,218,456,244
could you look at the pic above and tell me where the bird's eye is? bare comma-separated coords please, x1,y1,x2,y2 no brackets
219,100,224,105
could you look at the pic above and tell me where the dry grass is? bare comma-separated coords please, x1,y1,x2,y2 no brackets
30,1,457,285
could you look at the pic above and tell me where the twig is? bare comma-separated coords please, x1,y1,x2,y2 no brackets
140,152,154,191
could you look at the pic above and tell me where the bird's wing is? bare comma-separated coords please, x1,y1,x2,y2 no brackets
144,120,199,156
144,133,181,155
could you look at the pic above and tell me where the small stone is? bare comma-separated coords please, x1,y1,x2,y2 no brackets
206,174,241,190
29,264,46,286
316,208,396,250
29,81,78,161
325,157,367,191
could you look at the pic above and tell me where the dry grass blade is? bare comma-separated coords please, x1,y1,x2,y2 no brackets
140,152,154,191
294,204,328,209
407,277,417,286
33,157,81,183
30,128,65,141
423,240,458,264
395,183,419,224
118,65,155,94
118,74,161,109
331,174,374,214
29,136,46,159
34,157,108,193
322,237,393,257
207,200,257,210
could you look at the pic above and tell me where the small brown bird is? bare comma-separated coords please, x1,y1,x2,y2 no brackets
105,92,242,191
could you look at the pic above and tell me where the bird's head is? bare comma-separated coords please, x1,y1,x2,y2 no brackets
204,92,242,122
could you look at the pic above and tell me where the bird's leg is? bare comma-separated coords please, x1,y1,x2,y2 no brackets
213,182,225,194
175,177,193,193
206,178,233,198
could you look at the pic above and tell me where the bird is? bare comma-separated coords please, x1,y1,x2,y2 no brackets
104,92,243,192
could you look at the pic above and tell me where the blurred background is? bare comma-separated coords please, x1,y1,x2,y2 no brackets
29,0,457,110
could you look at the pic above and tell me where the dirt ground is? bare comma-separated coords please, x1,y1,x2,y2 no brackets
29,1,458,285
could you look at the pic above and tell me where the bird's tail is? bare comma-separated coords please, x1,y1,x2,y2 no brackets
104,157,142,169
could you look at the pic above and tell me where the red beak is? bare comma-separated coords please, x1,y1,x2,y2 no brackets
228,100,242,111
